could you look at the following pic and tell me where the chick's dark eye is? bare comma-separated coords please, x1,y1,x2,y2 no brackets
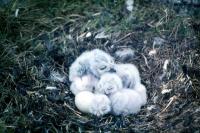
102,106,107,111
99,65,106,70
107,87,113,90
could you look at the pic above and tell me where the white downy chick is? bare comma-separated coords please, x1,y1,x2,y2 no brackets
95,73,123,95
89,49,115,78
75,91,111,116
69,51,92,82
115,64,141,89
110,89,143,116
69,49,114,81
70,74,98,95
89,94,111,117
134,84,147,105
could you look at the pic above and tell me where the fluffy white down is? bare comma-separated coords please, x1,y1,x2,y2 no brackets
110,89,143,115
75,91,111,116
134,84,147,105
69,51,92,82
70,74,98,95
89,49,115,78
89,94,111,116
75,91,94,113
96,73,123,95
70,49,147,116
126,0,134,12
69,49,115,81
115,64,141,89
115,48,135,62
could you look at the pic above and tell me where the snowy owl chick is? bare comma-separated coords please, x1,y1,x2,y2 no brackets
115,64,141,89
89,94,111,117
75,91,111,116
110,89,143,116
89,49,115,78
134,84,147,105
96,73,123,95
69,51,92,82
69,49,114,81
70,74,98,95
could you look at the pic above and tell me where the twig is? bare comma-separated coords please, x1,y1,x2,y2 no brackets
113,32,135,43
141,54,150,69
160,95,177,113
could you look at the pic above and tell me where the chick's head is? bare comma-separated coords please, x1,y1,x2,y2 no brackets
69,61,89,81
89,49,115,77
89,94,111,117
96,73,123,95
70,75,96,95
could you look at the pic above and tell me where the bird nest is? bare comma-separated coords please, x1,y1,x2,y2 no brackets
0,1,199,132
